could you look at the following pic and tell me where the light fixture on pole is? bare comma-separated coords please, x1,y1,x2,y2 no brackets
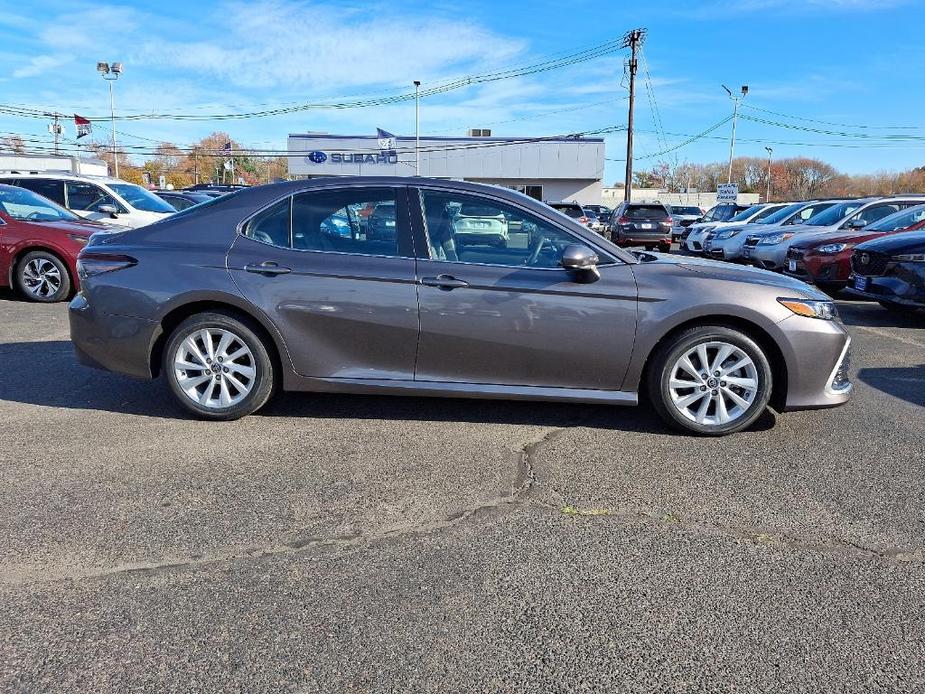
765,146,773,202
413,80,421,176
97,61,123,178
722,83,747,185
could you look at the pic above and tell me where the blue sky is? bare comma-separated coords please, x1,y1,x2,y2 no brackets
2,0,924,183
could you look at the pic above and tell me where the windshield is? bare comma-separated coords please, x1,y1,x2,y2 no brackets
728,205,763,223
755,203,805,225
0,186,80,222
867,204,925,232
671,206,702,216
109,183,177,213
712,205,743,221
803,201,865,227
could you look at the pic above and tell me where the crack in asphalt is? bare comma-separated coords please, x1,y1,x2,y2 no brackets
0,420,584,587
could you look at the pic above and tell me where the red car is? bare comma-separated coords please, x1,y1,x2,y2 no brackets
784,204,925,292
0,183,112,302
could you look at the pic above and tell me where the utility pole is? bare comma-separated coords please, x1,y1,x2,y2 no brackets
413,80,421,176
621,28,646,203
49,113,62,155
765,146,773,202
722,83,748,184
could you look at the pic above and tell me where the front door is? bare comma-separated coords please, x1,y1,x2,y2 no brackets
226,185,420,381
411,188,638,391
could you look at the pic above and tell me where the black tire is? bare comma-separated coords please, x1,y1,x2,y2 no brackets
647,325,773,436
878,301,920,315
162,311,277,420
15,250,71,303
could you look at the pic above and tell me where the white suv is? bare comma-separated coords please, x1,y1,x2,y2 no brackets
0,172,175,228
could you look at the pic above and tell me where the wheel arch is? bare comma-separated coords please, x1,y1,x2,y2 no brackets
149,297,290,383
638,314,789,412
9,244,74,291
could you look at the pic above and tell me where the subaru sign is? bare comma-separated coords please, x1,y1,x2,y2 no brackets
306,151,327,164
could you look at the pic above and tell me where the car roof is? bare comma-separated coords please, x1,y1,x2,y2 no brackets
0,171,127,185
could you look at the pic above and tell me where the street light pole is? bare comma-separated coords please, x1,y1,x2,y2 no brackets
413,80,421,176
765,146,773,202
97,62,123,178
723,84,747,185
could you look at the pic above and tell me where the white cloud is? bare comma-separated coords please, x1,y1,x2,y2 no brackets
12,54,70,79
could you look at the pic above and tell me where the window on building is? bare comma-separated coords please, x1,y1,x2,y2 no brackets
507,184,543,201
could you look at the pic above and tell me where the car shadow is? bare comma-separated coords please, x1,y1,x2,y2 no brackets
836,299,924,329
857,366,925,408
0,339,777,435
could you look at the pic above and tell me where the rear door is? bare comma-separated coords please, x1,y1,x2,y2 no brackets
411,187,637,391
226,185,420,381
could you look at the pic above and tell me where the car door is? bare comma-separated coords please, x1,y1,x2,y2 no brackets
226,185,420,381
411,187,638,391
64,181,127,223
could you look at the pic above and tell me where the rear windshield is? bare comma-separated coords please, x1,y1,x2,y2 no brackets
552,205,584,218
625,205,668,220
671,206,702,216
458,204,501,216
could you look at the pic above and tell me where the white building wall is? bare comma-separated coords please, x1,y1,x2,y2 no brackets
601,187,761,208
0,154,108,177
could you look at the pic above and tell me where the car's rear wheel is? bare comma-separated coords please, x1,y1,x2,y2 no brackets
15,251,71,303
648,326,773,436
163,312,276,420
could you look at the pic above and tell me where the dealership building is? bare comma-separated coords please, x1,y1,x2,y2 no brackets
287,131,605,205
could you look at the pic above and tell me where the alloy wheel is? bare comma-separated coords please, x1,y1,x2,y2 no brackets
22,258,62,299
173,328,256,409
667,341,759,426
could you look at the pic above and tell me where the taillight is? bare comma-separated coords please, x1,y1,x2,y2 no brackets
76,252,137,280
617,216,629,224
578,216,589,224
665,217,673,225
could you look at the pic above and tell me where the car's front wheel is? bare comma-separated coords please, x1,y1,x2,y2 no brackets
15,250,71,303
163,311,276,420
648,326,773,436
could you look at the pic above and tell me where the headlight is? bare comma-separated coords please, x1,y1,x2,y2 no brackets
778,298,838,320
892,253,925,262
697,226,714,235
715,227,742,240
759,233,794,246
818,243,848,254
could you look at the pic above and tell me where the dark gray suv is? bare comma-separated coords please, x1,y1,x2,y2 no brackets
69,178,852,435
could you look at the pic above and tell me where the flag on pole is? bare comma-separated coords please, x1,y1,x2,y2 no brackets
74,114,91,139
376,128,396,153
222,141,232,151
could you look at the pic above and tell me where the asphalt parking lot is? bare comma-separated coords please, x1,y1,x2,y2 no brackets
1,288,924,692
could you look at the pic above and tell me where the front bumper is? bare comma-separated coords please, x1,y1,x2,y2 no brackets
69,292,160,380
848,263,925,307
777,315,853,411
746,243,789,271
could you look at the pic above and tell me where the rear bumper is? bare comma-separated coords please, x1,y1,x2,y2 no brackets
69,292,159,380
616,233,671,247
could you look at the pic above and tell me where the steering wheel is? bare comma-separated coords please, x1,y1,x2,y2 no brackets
527,233,561,267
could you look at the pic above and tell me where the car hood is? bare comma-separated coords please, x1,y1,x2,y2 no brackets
635,252,825,297
855,230,925,254
791,229,892,249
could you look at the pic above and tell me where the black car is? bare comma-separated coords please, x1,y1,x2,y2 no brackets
608,202,672,252
154,190,215,211
183,184,249,197
546,201,593,228
366,201,397,241
584,204,613,225
850,230,925,313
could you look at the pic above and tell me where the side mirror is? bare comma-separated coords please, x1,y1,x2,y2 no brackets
98,204,119,218
561,244,600,282
847,218,866,230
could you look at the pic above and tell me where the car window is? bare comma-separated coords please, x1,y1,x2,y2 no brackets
163,196,193,211
701,206,718,222
109,183,177,213
867,204,925,232
783,202,834,225
0,185,80,222
804,201,864,227
713,205,743,222
10,178,67,206
242,198,291,247
421,190,589,269
291,188,406,257
66,181,125,213
624,205,668,220
842,203,902,229
751,205,785,222
729,205,763,223
550,204,583,219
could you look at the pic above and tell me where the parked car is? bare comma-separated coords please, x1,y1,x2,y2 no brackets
784,204,925,293
850,230,925,313
608,202,673,252
683,203,777,253
183,183,249,195
704,201,836,262
585,204,612,224
0,183,112,302
154,190,215,211
70,177,852,435
667,205,704,240
745,196,925,271
451,201,509,247
547,201,594,229
0,173,176,228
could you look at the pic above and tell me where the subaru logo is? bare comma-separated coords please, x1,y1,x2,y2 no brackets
306,151,327,164
860,253,870,265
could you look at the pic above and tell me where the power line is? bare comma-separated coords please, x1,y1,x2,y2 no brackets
741,104,924,131
739,113,925,141
606,115,733,162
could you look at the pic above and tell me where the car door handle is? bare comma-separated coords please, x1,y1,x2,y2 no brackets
245,262,291,276
421,274,469,290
